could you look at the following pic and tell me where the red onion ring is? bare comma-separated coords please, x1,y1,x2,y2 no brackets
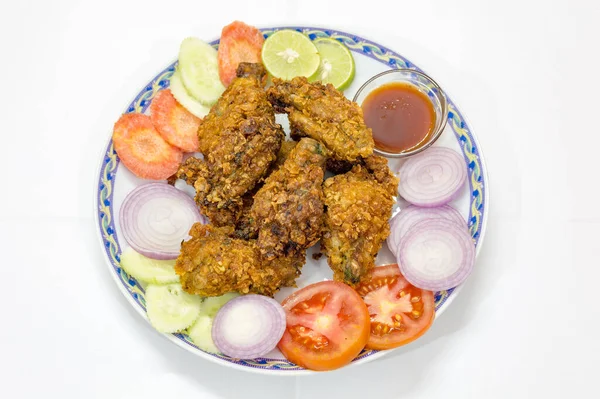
387,205,465,257
398,147,467,207
397,218,475,291
119,183,205,260
387,212,403,255
212,295,286,359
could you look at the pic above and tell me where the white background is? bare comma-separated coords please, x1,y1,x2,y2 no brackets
1,0,598,398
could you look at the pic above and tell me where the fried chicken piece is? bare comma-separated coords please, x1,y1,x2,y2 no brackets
362,154,399,196
176,156,205,185
321,156,398,286
326,157,354,175
325,154,402,193
267,77,374,162
273,140,298,170
251,138,329,260
175,223,303,297
232,190,258,240
229,140,301,239
176,156,243,226
178,63,284,226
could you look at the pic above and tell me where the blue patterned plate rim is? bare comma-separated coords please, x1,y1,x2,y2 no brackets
94,26,489,375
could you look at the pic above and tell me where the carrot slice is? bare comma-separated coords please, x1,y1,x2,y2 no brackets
149,89,201,152
218,21,265,86
112,113,183,180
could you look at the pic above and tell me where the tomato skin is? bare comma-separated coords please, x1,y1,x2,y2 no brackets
278,281,370,371
356,265,435,350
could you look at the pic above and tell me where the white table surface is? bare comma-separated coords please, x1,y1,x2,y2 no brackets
1,0,598,397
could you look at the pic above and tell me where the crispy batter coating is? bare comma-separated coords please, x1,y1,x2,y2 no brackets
175,223,303,297
321,156,398,286
325,155,402,193
362,154,399,197
267,77,374,162
251,138,328,260
177,63,284,226
273,139,298,170
232,190,258,240
176,156,242,226
229,140,301,240
176,156,205,185
326,157,355,175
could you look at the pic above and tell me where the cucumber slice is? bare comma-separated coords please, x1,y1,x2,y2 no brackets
120,247,179,285
200,292,240,317
146,283,202,333
178,37,225,105
170,69,211,119
187,315,218,353
186,292,239,353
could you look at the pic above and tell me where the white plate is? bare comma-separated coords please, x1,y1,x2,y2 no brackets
95,26,489,375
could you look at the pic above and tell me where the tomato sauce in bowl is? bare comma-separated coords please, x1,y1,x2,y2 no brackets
353,69,448,158
362,82,435,153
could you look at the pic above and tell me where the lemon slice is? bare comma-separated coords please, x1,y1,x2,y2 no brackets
311,38,355,90
261,30,320,80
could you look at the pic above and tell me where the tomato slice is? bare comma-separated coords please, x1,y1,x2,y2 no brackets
355,265,435,350
278,281,370,371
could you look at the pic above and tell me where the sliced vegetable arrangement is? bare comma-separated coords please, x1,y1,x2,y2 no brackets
213,295,286,359
146,283,202,333
112,113,183,180
108,21,479,372
261,29,321,80
398,146,467,207
187,293,240,353
169,69,211,119
119,247,179,284
388,204,465,257
149,89,201,152
119,183,205,260
388,145,475,291
178,37,226,105
218,21,265,86
310,38,355,90
278,281,370,371
399,219,475,291
356,265,435,350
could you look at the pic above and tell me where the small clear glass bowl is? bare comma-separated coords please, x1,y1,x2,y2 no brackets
353,69,449,158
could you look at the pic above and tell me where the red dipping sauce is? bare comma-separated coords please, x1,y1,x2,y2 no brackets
362,82,435,153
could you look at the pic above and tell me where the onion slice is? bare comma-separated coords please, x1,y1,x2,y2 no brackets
388,205,465,257
387,212,403,256
387,205,465,257
119,183,205,260
398,147,467,207
212,295,286,359
398,219,475,291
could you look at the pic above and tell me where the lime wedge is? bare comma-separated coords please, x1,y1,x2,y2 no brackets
311,38,355,90
262,30,320,80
